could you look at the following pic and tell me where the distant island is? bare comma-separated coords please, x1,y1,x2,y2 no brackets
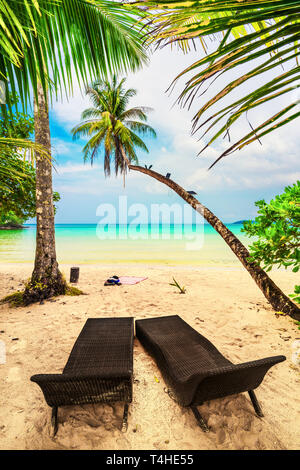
233,220,248,224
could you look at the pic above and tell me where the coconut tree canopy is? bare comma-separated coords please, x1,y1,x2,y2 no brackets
0,0,148,185
0,0,147,109
72,75,156,177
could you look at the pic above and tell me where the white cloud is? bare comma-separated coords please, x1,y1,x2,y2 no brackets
52,89,88,128
51,47,300,199
51,139,70,155
52,48,198,133
55,162,101,175
51,138,85,158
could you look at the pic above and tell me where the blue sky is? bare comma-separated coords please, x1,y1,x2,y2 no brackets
29,47,299,224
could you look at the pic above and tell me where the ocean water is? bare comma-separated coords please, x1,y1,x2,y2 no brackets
0,223,251,265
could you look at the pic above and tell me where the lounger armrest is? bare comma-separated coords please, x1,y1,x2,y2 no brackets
203,355,286,379
30,372,132,407
178,355,286,406
31,371,132,383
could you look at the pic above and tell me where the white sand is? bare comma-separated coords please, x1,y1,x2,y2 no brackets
0,263,299,450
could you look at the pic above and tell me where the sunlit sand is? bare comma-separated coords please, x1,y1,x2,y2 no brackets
0,262,299,450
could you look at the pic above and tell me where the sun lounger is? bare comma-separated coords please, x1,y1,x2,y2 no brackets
31,317,134,435
135,315,286,432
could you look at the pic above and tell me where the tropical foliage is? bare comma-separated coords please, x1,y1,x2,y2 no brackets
0,0,147,175
0,138,50,180
0,97,35,192
0,152,60,226
0,99,59,224
0,211,26,227
0,94,34,139
138,0,300,167
1,0,147,110
0,152,35,217
242,181,300,303
72,75,156,177
1,0,149,304
290,286,300,307
242,181,300,272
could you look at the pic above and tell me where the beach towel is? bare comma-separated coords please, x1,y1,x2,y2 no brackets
118,276,147,285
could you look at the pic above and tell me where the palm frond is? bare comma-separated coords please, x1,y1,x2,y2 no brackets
126,120,157,138
0,137,49,191
0,136,49,157
120,106,153,121
128,130,149,152
71,121,97,139
137,0,300,166
81,107,103,120
1,0,148,110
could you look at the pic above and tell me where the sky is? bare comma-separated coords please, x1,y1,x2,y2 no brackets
29,46,300,224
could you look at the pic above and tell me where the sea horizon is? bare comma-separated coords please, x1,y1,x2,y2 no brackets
23,221,247,225
0,222,251,265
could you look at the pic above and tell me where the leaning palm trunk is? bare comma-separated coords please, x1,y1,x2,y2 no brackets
129,165,300,321
23,83,66,303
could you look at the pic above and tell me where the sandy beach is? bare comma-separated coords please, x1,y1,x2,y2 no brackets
0,262,299,450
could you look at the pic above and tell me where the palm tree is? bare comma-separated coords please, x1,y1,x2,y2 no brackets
73,78,299,319
0,0,147,303
123,0,300,319
128,165,300,320
71,75,156,185
139,0,300,167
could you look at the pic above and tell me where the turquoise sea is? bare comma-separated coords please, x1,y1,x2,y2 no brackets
0,223,250,265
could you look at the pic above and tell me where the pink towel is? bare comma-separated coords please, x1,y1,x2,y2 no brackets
118,276,147,285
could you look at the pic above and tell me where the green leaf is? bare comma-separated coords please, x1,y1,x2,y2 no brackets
139,0,300,166
1,0,148,111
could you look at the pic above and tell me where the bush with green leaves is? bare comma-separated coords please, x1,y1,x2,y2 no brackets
242,182,300,304
0,152,36,223
0,94,34,139
0,211,24,226
0,152,60,225
0,96,60,225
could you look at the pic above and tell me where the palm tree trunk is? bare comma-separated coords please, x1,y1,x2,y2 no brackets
120,144,131,189
24,83,66,304
129,164,300,320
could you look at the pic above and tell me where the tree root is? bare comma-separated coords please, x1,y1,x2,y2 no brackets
1,282,84,307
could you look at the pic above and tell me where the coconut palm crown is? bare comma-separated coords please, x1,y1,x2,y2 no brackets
71,75,156,178
1,0,147,110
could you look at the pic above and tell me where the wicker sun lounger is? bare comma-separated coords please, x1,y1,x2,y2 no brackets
135,315,286,432
31,317,134,435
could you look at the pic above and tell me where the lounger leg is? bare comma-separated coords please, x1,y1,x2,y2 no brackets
121,403,129,433
190,406,209,433
51,406,58,436
248,390,264,418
